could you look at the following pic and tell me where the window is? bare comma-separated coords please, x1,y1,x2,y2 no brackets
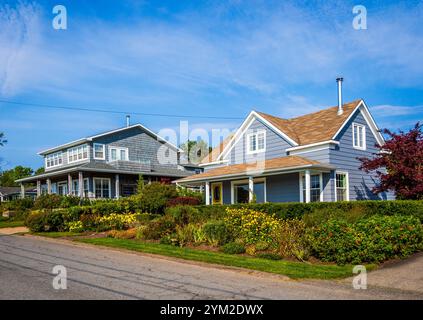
353,123,366,150
57,181,68,196
93,178,110,198
109,146,128,161
247,131,265,154
45,152,63,168
336,172,349,201
72,180,79,196
83,178,89,197
301,174,321,202
68,145,88,163
232,179,266,204
93,143,105,160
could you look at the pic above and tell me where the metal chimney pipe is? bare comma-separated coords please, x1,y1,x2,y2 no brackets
336,77,343,115
126,115,130,127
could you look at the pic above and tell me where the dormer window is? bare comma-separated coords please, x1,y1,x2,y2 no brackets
352,123,366,150
247,130,266,154
45,152,63,168
93,143,105,160
68,144,88,163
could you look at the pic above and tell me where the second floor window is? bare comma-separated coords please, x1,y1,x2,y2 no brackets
109,146,128,161
45,152,63,168
353,123,366,150
68,145,88,163
247,130,266,154
93,143,105,160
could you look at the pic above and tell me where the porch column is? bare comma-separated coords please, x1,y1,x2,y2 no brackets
47,179,52,194
36,180,41,197
20,183,25,199
205,181,210,205
248,176,254,203
68,174,72,195
78,172,84,198
305,170,311,203
115,174,120,199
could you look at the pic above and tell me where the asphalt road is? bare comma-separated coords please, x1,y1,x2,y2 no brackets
0,234,421,300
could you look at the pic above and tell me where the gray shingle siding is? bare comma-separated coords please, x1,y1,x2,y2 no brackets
227,118,292,165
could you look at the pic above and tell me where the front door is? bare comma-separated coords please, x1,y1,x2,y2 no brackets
211,182,223,205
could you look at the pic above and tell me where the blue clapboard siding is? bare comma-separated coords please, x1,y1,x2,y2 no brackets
266,173,300,202
329,109,393,200
227,118,292,165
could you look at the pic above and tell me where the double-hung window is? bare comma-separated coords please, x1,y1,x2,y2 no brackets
109,146,128,161
247,130,266,154
93,143,105,160
68,145,88,163
336,172,349,201
45,152,63,168
301,174,322,202
352,123,366,150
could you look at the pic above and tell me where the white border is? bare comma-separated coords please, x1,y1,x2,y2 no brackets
93,143,106,160
93,177,111,199
246,130,266,155
334,171,350,201
299,172,323,202
108,146,129,161
352,122,366,150
230,177,266,204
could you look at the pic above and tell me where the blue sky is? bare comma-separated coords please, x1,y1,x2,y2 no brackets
0,0,422,170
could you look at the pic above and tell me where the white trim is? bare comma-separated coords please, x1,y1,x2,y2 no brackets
45,151,64,169
334,170,350,201
68,144,89,164
246,129,266,155
93,143,106,160
217,111,298,161
352,122,366,150
108,146,129,161
230,177,266,204
286,140,339,152
93,177,111,199
332,100,385,146
299,171,323,203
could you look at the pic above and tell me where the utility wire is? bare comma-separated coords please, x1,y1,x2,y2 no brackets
0,99,244,120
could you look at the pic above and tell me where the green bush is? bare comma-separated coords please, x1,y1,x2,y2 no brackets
221,242,246,254
137,215,176,240
159,233,179,246
136,182,178,214
34,194,63,210
202,220,231,246
59,196,82,208
307,215,423,265
256,252,282,260
165,205,200,225
176,186,204,204
136,213,162,223
25,210,66,232
277,219,310,261
175,223,199,247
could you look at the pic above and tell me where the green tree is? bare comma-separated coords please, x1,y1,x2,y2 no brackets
180,139,211,164
0,166,33,187
137,174,145,194
35,167,45,175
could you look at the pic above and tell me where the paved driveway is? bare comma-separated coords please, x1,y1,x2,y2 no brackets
0,234,421,300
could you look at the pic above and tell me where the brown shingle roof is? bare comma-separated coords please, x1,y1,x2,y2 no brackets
258,100,361,145
177,155,330,183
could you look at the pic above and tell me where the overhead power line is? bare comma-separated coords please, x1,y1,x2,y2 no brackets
0,99,244,120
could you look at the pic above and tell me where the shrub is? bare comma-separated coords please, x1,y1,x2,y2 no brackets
137,215,176,240
277,219,310,261
159,233,179,246
303,206,367,227
25,210,65,232
167,196,201,207
221,242,246,254
96,213,137,231
175,223,199,247
165,205,200,225
202,220,230,246
65,221,84,233
59,196,82,208
34,194,63,210
224,208,281,246
137,182,178,214
108,228,137,239
80,214,100,230
136,213,162,224
176,186,204,204
307,215,423,265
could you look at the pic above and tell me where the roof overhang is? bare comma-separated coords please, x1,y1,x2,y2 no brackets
175,163,334,185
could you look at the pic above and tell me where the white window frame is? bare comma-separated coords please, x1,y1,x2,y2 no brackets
68,144,89,164
352,123,366,150
45,152,63,169
93,143,105,160
57,181,68,196
93,177,111,199
246,130,266,155
299,172,323,203
334,171,350,201
230,177,267,204
108,146,129,161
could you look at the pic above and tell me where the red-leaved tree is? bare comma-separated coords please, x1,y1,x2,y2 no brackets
359,122,423,200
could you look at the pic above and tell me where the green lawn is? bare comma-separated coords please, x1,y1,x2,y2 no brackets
33,232,83,238
0,220,25,228
76,237,372,279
